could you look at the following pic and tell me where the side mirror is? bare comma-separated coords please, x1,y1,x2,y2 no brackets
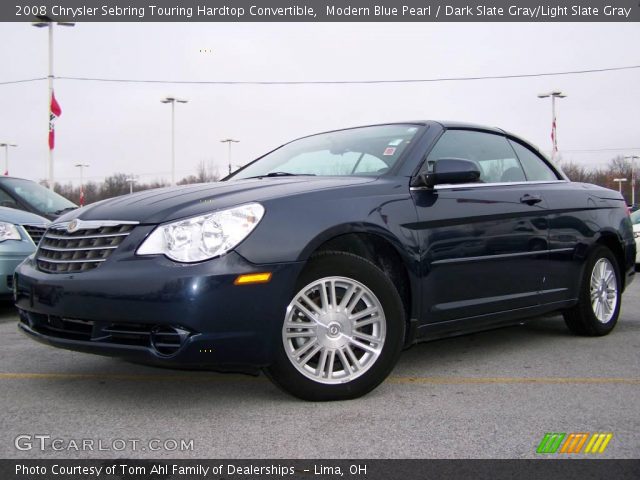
411,158,481,188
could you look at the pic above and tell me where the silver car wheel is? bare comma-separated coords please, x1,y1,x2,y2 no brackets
590,258,618,324
282,276,386,385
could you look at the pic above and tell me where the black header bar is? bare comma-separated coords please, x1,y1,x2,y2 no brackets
4,0,640,22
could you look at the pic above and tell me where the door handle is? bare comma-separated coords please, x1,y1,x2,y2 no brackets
520,194,543,205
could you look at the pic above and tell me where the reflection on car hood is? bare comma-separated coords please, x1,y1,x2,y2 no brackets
55,177,376,224
0,206,49,225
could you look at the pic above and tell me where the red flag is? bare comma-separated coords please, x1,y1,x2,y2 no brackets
49,91,62,150
551,117,558,157
79,188,85,207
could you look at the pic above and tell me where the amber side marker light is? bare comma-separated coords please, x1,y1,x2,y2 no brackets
234,272,272,285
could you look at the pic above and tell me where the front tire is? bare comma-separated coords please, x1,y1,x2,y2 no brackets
563,245,621,336
265,252,405,401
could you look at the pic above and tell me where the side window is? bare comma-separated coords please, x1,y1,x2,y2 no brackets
426,130,526,183
509,140,559,181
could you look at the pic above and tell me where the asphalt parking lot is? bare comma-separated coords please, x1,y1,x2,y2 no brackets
1,280,638,459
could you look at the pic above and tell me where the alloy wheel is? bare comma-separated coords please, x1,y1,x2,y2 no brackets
282,276,386,384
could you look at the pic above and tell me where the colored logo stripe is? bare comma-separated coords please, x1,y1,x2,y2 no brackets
560,433,589,453
537,433,566,453
537,432,613,454
584,433,613,454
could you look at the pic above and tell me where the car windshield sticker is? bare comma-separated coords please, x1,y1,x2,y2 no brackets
383,147,396,156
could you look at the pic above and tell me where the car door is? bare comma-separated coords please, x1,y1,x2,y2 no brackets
411,129,550,325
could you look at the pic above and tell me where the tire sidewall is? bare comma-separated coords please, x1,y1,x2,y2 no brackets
267,253,405,401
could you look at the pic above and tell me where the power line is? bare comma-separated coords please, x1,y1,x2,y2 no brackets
1,64,639,87
0,77,47,85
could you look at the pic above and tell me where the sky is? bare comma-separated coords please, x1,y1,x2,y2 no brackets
0,22,639,186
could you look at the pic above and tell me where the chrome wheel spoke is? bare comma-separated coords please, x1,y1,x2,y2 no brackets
292,340,317,359
283,276,386,384
350,306,379,322
326,350,336,379
337,348,354,374
349,337,380,355
299,344,322,366
294,301,319,323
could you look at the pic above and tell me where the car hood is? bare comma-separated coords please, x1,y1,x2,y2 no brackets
56,176,376,224
0,206,49,225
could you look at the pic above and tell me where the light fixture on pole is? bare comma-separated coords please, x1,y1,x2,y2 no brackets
624,155,639,206
161,96,188,186
0,143,17,176
537,91,567,160
74,163,89,206
220,138,240,175
32,16,75,190
613,178,627,194
126,175,138,194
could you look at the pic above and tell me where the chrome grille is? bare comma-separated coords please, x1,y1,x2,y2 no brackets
36,220,137,274
21,224,47,245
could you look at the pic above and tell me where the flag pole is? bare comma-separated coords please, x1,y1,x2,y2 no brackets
48,22,54,190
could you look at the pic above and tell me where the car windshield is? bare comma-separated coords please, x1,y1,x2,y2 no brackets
230,124,422,180
631,210,640,225
1,178,76,215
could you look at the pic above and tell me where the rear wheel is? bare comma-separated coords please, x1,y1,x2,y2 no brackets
265,252,405,401
563,245,621,336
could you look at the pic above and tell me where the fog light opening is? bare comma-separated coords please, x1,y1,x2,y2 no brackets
150,325,191,356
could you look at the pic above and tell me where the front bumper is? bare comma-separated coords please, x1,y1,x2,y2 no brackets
15,250,305,370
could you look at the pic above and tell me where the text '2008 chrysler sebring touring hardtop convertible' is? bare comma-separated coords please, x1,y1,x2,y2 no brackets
14,121,636,400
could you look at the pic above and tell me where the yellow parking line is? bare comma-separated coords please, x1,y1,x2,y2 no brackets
387,376,640,385
0,372,264,382
0,372,638,385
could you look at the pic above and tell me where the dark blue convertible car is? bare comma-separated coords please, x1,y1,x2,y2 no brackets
14,121,636,400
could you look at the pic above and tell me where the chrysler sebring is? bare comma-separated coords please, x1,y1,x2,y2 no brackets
14,121,636,400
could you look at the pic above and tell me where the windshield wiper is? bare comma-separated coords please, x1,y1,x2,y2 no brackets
53,206,78,215
244,172,316,180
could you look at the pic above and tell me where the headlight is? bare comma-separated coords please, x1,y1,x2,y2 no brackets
137,203,265,262
0,222,21,242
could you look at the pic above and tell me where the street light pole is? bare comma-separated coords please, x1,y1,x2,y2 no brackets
613,178,627,194
74,163,89,206
220,139,240,175
161,96,188,186
624,155,639,207
537,91,567,161
32,17,75,190
126,175,137,194
0,143,17,175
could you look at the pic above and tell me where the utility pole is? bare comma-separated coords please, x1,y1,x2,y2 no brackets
221,138,240,175
624,155,639,206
